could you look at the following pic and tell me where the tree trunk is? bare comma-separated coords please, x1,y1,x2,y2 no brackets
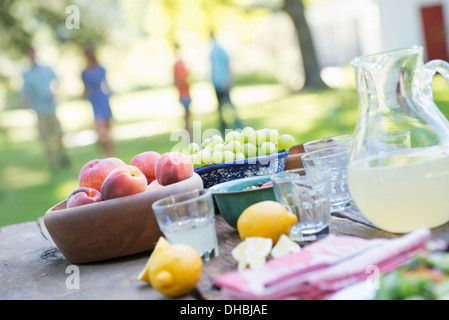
283,0,327,89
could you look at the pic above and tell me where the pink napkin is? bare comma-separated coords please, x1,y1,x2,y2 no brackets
215,229,431,300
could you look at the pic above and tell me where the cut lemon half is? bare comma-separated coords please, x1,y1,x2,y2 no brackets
270,234,301,259
137,237,171,282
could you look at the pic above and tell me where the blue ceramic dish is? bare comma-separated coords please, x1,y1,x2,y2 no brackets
194,149,289,189
209,175,276,229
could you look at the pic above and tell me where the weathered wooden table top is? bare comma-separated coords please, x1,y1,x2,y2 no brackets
2,207,449,300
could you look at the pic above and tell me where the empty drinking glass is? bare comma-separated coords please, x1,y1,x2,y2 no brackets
303,134,353,153
301,146,352,212
271,168,331,242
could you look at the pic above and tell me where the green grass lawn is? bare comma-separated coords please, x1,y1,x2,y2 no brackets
1,76,448,227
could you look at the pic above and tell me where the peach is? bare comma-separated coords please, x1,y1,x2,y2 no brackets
101,165,147,200
67,187,103,208
155,152,194,186
78,158,126,192
131,151,161,184
147,179,163,191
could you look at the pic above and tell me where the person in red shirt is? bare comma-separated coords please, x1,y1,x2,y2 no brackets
174,43,192,134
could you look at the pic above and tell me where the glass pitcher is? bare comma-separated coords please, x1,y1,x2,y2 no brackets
348,46,449,233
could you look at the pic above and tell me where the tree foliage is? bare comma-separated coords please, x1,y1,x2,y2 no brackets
0,0,109,61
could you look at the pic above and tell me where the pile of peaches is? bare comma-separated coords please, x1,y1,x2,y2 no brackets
66,151,194,208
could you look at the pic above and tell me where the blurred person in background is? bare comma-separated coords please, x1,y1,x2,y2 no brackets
209,31,243,133
21,46,70,171
173,43,192,135
82,46,116,158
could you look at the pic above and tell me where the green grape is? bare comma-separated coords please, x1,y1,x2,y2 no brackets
223,150,235,162
261,141,277,155
250,130,266,147
209,135,224,147
225,130,241,143
202,145,213,153
198,149,212,166
268,129,279,144
188,142,200,154
235,151,245,161
213,143,226,152
201,138,211,148
278,134,295,150
226,140,242,153
239,127,255,144
211,151,223,164
243,143,257,158
189,154,200,168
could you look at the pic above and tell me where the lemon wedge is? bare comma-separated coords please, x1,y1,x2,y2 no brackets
232,237,273,270
137,237,171,282
245,249,267,269
245,237,273,258
231,241,250,271
231,240,248,262
270,234,301,259
245,237,273,269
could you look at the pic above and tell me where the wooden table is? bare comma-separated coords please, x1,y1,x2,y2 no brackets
2,207,449,300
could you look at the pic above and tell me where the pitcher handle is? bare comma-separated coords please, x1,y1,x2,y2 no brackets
423,59,449,95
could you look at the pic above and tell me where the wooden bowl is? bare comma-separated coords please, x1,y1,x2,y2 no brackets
44,173,204,264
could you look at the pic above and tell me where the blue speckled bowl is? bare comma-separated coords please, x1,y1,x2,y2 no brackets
209,175,276,228
194,149,289,189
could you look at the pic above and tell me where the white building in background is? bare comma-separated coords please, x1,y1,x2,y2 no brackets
307,0,449,67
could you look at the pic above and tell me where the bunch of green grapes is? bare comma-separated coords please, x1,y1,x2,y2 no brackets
188,127,295,168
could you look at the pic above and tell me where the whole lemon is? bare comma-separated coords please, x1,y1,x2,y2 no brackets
149,243,203,298
237,201,297,244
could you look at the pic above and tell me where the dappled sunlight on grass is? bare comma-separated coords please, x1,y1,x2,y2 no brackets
111,87,181,122
55,179,79,202
112,119,174,141
2,165,51,190
57,100,94,132
63,129,98,148
0,109,36,128
0,110,39,143
232,84,290,107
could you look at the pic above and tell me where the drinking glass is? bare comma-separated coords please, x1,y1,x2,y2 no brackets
301,146,352,212
303,134,353,153
152,189,219,262
271,168,331,242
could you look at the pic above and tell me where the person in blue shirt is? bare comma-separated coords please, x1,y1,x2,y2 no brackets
210,32,243,133
21,46,70,171
82,46,116,158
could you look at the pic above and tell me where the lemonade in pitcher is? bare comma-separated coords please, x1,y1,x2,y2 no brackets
348,146,449,232
349,47,449,233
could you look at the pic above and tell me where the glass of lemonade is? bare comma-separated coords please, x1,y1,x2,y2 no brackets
152,189,219,262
